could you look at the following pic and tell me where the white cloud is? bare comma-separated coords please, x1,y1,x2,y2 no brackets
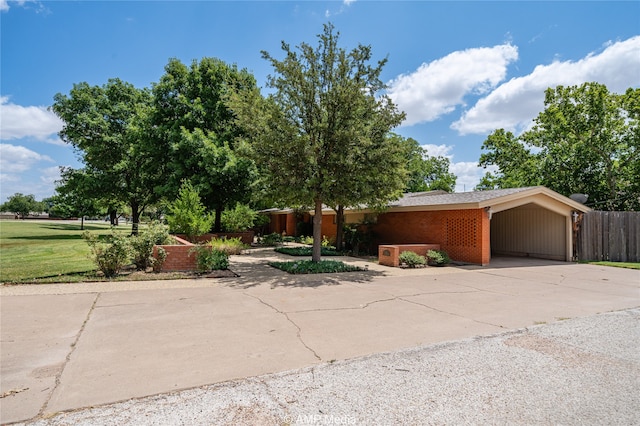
40,166,61,184
344,0,356,5
422,144,452,159
452,36,640,135
1,0,48,13
0,144,53,173
451,162,498,192
387,44,518,126
0,96,64,142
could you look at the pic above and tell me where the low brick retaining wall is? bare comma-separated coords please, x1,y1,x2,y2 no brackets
153,235,199,272
175,231,255,245
378,244,441,267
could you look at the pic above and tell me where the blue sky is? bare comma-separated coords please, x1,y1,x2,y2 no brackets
1,0,639,203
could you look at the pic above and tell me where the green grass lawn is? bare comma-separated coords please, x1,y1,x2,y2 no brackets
0,220,128,282
587,261,640,270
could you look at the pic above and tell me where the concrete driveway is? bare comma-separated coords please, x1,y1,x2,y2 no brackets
1,250,638,424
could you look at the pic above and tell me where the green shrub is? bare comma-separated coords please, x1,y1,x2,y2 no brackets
269,260,363,274
189,245,229,272
130,221,171,270
83,229,132,278
399,251,426,268
275,247,343,256
260,232,283,246
300,235,314,245
221,203,257,232
208,237,247,255
299,235,335,249
427,249,450,266
166,181,214,240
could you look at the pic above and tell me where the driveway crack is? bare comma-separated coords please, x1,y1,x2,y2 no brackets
243,293,322,362
39,293,101,417
399,296,506,330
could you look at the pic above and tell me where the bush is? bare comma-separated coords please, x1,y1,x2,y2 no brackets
152,246,167,272
166,181,214,240
208,237,247,255
298,235,334,248
260,232,283,246
83,229,132,278
299,235,314,245
221,203,257,232
427,249,450,266
130,221,171,270
269,260,363,274
189,245,229,272
399,251,426,268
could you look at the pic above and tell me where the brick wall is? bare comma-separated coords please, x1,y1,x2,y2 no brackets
378,244,441,267
373,209,490,265
153,235,201,272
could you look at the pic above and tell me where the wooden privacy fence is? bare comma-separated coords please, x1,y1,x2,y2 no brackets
576,211,640,262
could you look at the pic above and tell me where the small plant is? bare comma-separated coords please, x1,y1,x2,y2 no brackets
130,221,171,270
427,249,450,266
189,245,229,272
300,235,314,245
166,181,215,241
208,237,247,255
269,260,363,274
399,251,426,268
260,232,283,246
83,229,132,278
221,203,257,232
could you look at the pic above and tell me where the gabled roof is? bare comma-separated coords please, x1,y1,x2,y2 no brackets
391,187,537,208
264,186,591,216
386,186,591,215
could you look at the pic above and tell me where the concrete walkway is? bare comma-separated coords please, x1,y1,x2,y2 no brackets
1,250,639,424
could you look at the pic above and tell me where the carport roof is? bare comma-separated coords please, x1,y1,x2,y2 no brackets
387,186,591,214
263,186,591,215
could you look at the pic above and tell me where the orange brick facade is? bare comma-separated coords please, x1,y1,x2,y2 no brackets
373,209,490,265
153,235,199,272
268,208,491,265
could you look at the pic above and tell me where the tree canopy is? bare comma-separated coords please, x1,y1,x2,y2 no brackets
51,78,158,233
150,57,258,231
1,193,43,218
232,23,406,260
478,82,639,210
403,136,456,193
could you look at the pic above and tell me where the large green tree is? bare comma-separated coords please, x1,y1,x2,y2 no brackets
51,78,158,233
403,136,457,193
478,83,639,210
233,23,406,260
51,167,103,229
1,193,42,218
150,57,258,231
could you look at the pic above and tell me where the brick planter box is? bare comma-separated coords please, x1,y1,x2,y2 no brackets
378,244,441,267
153,235,200,272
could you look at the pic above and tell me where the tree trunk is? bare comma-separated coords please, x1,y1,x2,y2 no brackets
80,216,85,230
214,206,223,232
131,201,140,235
335,205,344,251
312,198,323,262
109,209,118,226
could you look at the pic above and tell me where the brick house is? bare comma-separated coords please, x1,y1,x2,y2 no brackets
264,186,591,265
